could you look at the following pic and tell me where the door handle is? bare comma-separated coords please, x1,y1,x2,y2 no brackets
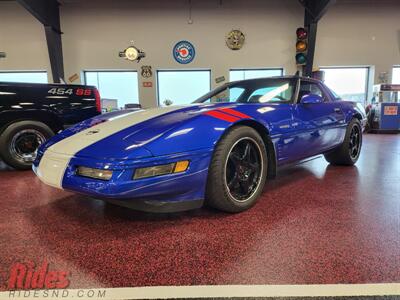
334,108,341,113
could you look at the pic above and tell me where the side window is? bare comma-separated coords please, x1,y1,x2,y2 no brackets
247,82,294,103
298,81,327,102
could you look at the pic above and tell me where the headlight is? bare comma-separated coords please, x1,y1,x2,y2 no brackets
76,166,113,181
134,160,189,180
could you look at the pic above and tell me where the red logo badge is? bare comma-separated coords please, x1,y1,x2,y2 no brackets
8,261,70,289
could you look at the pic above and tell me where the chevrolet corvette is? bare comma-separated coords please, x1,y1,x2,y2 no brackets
33,76,366,213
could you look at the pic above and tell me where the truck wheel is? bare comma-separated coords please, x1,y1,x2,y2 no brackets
324,118,362,166
0,121,54,170
205,126,268,213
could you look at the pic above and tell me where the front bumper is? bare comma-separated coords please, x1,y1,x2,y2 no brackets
34,148,213,207
102,198,204,213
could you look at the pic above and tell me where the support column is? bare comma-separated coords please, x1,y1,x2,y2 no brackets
44,26,64,83
303,22,317,77
17,0,64,83
299,0,336,77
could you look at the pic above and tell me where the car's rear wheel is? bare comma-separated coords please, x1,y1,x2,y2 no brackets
0,121,54,170
324,118,362,166
205,126,268,213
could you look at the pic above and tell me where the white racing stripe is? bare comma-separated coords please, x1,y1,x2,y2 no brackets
36,106,185,189
1,283,399,299
35,151,71,188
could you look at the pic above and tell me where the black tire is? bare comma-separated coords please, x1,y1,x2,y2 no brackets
0,121,54,170
205,126,268,213
324,118,362,166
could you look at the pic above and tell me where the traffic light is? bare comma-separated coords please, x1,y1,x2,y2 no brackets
295,27,308,65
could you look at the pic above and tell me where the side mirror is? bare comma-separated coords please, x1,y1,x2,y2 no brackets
301,93,323,104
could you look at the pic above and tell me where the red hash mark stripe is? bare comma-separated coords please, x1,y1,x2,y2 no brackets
204,110,240,122
218,108,251,119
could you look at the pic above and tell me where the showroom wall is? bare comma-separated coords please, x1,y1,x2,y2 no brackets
0,1,51,80
60,0,302,108
0,0,399,108
315,0,400,85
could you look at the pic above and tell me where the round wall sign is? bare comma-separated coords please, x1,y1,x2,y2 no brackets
173,41,195,64
226,30,245,50
125,47,139,61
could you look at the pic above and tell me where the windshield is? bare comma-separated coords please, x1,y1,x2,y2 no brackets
328,87,341,100
193,78,297,104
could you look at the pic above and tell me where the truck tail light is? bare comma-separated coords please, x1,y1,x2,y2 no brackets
94,88,101,113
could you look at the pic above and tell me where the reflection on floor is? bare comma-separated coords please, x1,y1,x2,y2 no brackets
0,134,399,290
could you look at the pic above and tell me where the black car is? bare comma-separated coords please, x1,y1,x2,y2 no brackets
0,82,101,169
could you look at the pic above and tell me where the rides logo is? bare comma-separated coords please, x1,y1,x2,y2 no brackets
8,261,70,289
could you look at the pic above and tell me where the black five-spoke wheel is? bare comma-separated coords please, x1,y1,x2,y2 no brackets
349,125,361,159
324,118,362,166
206,126,268,213
225,138,262,202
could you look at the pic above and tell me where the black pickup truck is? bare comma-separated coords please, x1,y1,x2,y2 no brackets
0,82,101,169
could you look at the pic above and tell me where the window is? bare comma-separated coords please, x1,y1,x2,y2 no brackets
320,67,369,103
298,81,325,101
392,66,400,84
247,81,294,103
195,78,296,104
230,68,283,81
0,71,48,83
84,71,139,108
157,70,211,106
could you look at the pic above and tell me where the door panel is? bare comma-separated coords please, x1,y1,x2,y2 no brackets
291,81,346,159
258,104,297,164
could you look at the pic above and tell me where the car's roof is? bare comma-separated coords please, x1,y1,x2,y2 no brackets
228,75,322,85
193,75,324,103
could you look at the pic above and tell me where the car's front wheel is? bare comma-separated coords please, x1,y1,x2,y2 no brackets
205,126,268,213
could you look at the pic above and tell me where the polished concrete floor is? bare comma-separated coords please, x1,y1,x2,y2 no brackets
0,134,399,290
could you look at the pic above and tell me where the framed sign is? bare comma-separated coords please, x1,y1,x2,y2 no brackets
173,41,195,64
384,106,398,116
143,82,153,88
226,30,245,50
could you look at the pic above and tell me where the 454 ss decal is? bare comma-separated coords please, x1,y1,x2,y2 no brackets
48,88,92,96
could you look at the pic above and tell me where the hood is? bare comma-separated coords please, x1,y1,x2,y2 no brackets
40,102,271,160
43,106,192,158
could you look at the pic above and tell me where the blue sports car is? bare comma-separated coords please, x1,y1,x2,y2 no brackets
33,76,366,213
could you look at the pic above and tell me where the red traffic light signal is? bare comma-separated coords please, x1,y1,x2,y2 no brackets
296,27,308,40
